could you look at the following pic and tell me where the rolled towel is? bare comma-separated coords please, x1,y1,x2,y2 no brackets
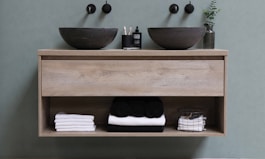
129,97,146,117
108,114,166,126
145,97,164,118
110,97,132,117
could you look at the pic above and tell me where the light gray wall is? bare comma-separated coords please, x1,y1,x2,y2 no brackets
0,0,265,158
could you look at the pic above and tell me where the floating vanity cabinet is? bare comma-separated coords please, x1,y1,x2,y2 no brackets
38,49,228,137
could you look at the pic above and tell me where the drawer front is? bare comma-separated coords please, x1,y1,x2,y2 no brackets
41,60,224,96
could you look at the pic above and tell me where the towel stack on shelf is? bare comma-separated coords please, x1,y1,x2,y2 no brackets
177,112,206,132
54,113,96,132
107,97,166,132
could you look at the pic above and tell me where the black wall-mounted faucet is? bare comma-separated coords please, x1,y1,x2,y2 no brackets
169,4,179,14
102,1,112,14
185,1,195,14
87,4,96,14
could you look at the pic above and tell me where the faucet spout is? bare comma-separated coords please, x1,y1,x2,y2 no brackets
169,4,179,14
87,4,96,14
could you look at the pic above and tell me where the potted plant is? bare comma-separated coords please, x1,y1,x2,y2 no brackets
203,0,220,49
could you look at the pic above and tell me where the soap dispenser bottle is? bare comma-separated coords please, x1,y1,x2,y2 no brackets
132,26,142,49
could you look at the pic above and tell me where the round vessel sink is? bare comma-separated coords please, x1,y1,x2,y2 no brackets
148,27,205,50
59,28,118,49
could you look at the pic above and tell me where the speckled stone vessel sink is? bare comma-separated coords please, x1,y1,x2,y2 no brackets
148,27,205,50
59,28,118,49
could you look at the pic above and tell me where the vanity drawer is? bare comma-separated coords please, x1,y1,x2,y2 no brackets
41,60,224,96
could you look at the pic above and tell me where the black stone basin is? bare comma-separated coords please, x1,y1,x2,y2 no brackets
148,27,205,50
59,28,118,49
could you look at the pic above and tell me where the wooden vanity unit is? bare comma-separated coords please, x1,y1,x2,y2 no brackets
38,49,228,137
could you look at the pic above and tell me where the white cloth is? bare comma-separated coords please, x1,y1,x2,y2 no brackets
55,121,94,126
54,118,94,123
108,114,166,126
56,127,96,132
177,115,206,132
55,113,94,120
178,120,205,126
177,125,206,132
54,113,96,132
55,125,96,129
178,115,206,124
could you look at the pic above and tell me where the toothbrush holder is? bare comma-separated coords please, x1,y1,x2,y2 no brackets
122,35,134,49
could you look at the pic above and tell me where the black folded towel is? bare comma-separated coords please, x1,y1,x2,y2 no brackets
110,97,164,118
145,97,164,118
107,124,164,132
110,97,132,117
129,97,146,117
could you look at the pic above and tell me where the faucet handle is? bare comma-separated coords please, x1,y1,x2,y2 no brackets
169,4,179,14
102,1,112,14
87,4,96,14
185,1,195,14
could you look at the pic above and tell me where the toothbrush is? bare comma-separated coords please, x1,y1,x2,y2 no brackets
128,27,132,35
123,26,127,35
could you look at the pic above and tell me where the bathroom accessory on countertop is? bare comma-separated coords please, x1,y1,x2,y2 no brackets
122,26,142,50
122,34,134,49
203,23,215,49
132,26,142,49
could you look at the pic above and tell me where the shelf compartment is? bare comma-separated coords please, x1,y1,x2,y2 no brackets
39,97,225,137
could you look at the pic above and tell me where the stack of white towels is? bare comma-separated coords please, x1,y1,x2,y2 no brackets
54,113,96,132
177,113,206,132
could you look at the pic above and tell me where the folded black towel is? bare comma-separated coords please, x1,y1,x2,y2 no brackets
110,97,164,118
110,97,132,117
129,97,146,117
107,124,164,132
145,97,164,118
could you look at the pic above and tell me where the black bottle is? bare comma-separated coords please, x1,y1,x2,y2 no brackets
132,26,142,49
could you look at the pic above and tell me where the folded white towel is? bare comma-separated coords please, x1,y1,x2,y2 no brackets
108,114,166,126
178,115,206,122
177,125,206,132
178,115,206,125
177,115,207,132
55,121,95,126
178,120,206,126
56,127,96,132
54,113,96,132
55,125,96,129
55,113,94,120
54,118,94,123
